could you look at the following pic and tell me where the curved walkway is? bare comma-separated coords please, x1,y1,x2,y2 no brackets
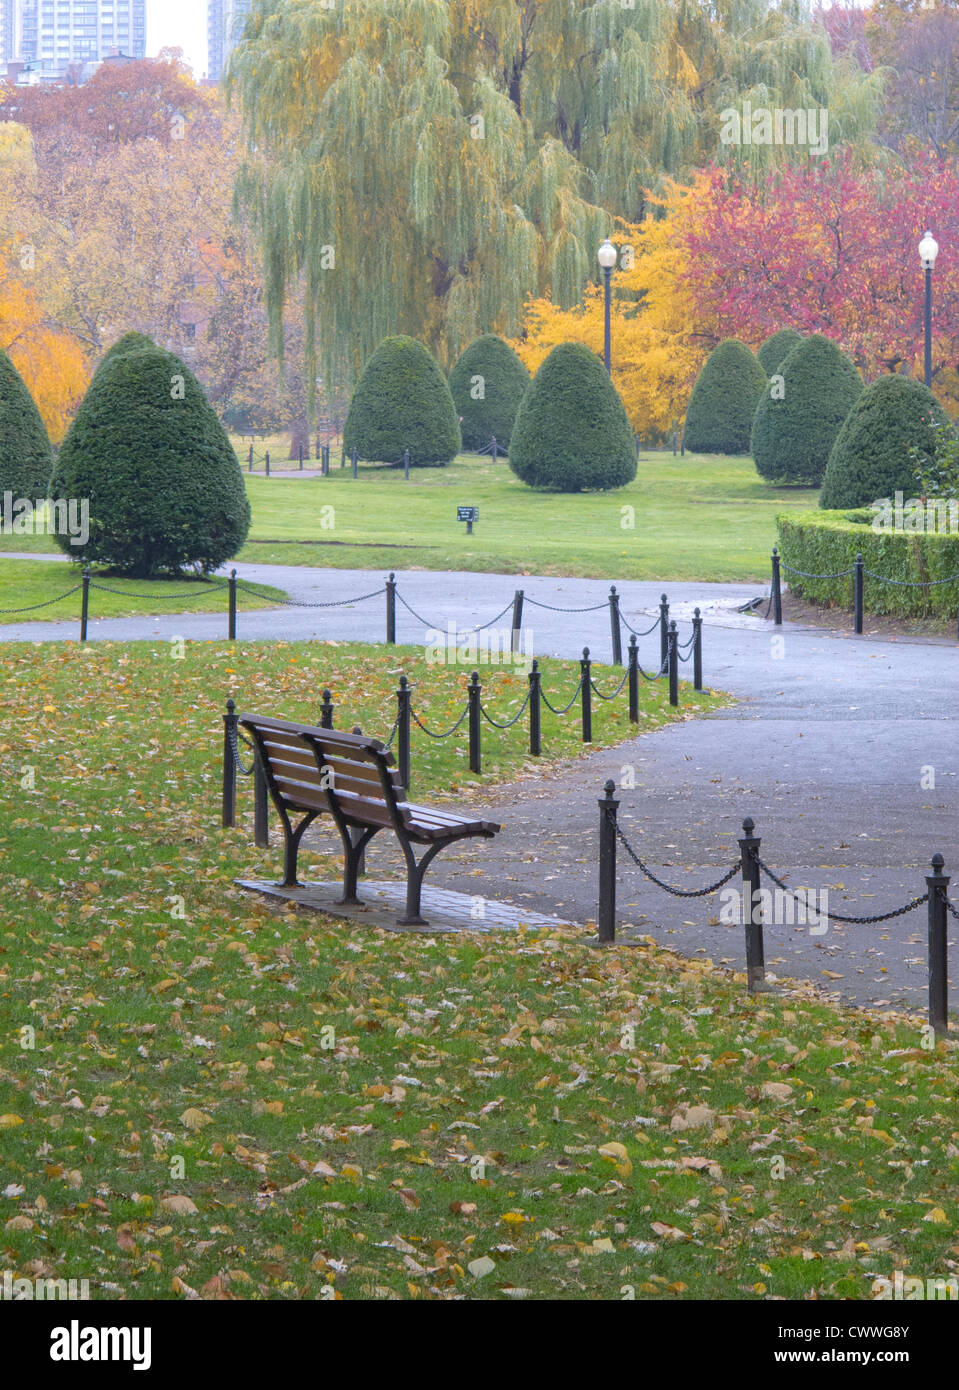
1,555,956,1013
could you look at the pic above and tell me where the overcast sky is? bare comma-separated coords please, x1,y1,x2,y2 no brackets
147,0,208,78
144,0,870,85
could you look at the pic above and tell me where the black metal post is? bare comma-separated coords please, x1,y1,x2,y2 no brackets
248,444,254,471
772,547,783,626
222,697,238,828
580,647,592,743
80,567,90,641
265,450,270,478
659,593,669,672
299,444,304,470
511,588,524,656
627,634,639,722
386,572,396,644
924,264,933,390
468,671,482,774
351,446,358,479
397,676,411,792
926,853,949,1039
608,584,623,666
692,607,703,692
403,447,410,481
598,779,619,944
322,445,329,476
253,749,269,847
491,435,498,464
228,568,237,641
528,659,541,756
738,816,765,992
854,552,864,635
603,265,612,374
668,620,679,707
320,689,334,730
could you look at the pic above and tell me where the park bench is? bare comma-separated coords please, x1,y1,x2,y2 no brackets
238,713,501,925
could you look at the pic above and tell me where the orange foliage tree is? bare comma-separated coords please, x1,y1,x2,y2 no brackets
0,243,89,442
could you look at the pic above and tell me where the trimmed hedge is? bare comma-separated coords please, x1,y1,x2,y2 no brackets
752,334,863,485
777,508,959,619
0,349,54,512
344,335,461,466
683,339,768,455
757,328,802,376
50,345,250,576
819,374,948,509
508,341,637,492
449,334,530,451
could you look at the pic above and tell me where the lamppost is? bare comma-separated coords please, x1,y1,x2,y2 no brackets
597,238,617,374
919,230,939,389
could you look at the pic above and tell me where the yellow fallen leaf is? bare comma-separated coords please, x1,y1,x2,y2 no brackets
179,1108,213,1131
923,1207,948,1225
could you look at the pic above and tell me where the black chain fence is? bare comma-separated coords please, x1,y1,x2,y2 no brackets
598,784,954,1037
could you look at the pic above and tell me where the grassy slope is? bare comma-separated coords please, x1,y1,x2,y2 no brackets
236,453,817,581
0,558,283,626
5,455,817,582
1,642,956,1301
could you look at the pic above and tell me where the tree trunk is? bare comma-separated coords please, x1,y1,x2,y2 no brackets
288,416,310,461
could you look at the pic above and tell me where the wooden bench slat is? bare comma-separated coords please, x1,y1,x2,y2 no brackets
237,711,500,923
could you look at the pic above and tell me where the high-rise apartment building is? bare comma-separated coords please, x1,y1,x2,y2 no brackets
208,0,250,82
8,1,146,78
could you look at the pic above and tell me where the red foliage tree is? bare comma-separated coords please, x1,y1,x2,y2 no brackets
679,152,959,397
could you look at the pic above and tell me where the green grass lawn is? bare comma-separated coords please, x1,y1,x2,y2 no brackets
1,640,956,1301
0,558,284,626
1,453,816,583
235,452,817,582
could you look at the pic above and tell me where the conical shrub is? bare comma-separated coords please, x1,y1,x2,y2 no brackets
0,349,53,515
757,328,803,376
751,334,863,485
343,335,461,466
508,342,636,492
683,339,768,454
50,345,250,575
820,375,949,509
449,334,531,451
98,331,157,371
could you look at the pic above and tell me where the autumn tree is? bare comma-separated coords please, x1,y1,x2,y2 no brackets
0,243,89,442
679,153,959,402
228,0,881,392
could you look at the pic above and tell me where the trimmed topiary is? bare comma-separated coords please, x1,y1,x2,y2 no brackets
50,345,250,576
448,334,531,452
343,335,461,466
0,349,54,516
819,375,949,510
757,328,803,376
683,339,768,454
751,334,863,485
98,331,157,370
508,341,636,492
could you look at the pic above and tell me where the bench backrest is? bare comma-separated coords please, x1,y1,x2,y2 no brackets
238,713,406,830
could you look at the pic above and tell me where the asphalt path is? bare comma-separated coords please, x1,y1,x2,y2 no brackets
1,554,956,1014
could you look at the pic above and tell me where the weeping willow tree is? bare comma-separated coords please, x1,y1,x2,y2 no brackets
228,0,886,389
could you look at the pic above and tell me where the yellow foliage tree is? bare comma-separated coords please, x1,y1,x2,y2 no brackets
0,242,89,442
512,179,716,441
